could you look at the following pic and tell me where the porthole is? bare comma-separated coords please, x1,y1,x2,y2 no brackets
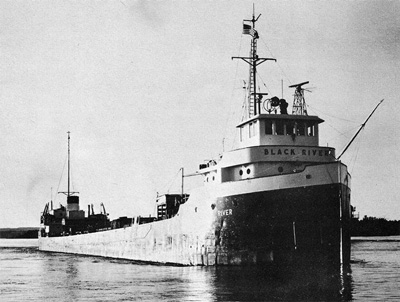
239,170,243,176
211,204,216,210
212,176,215,181
247,169,251,174
278,167,283,173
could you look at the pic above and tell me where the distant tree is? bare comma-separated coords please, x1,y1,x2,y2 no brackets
351,216,400,236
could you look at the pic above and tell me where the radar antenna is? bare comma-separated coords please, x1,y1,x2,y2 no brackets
289,81,309,115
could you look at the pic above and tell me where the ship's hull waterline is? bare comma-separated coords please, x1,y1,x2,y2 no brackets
39,162,351,268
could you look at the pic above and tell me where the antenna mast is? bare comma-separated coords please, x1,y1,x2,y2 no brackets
232,9,276,118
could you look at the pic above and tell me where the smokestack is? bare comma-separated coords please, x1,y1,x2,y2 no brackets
67,195,79,211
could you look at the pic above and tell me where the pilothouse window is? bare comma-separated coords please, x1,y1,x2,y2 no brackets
276,120,284,135
297,122,306,136
286,121,295,135
264,120,316,136
307,123,315,136
265,120,273,135
249,121,257,138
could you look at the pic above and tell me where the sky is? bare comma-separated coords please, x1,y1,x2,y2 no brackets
0,0,399,228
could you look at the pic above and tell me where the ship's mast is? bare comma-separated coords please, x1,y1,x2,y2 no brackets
232,8,276,119
67,131,71,196
59,131,78,197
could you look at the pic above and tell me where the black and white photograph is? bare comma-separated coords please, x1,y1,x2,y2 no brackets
1,1,399,301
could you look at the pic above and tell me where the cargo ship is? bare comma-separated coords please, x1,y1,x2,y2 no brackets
39,11,352,268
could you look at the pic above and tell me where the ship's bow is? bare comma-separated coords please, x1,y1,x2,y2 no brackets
210,162,351,271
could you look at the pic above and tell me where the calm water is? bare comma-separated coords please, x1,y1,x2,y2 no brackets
0,237,399,301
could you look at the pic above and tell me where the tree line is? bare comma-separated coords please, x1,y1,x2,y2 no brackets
351,216,400,237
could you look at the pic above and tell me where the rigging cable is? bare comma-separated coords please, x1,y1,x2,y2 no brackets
337,99,384,160
159,168,183,195
307,104,360,124
256,72,272,95
348,130,363,174
54,154,68,204
71,164,76,193
327,125,361,149
222,33,244,152
231,89,248,150
306,104,362,146
259,36,293,86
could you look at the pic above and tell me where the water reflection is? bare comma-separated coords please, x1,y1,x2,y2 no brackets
36,251,353,301
207,264,353,301
4,240,400,301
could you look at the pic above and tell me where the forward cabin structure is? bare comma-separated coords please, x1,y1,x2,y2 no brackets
39,11,351,270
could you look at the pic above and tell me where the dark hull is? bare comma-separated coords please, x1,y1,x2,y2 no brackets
213,183,351,270
39,179,351,269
